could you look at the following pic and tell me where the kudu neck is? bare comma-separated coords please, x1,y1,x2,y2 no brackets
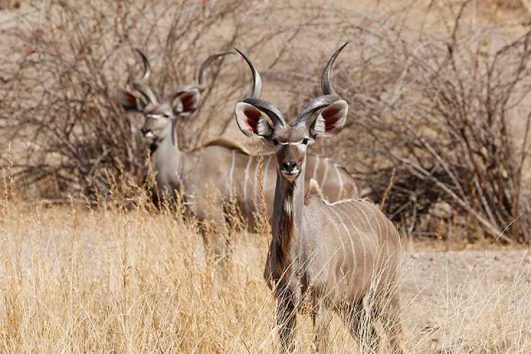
151,119,182,164
272,159,307,263
155,119,179,149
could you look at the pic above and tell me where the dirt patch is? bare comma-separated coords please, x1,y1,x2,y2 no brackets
399,249,531,352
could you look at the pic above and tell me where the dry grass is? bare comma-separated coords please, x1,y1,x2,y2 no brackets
0,1,530,352
0,195,529,353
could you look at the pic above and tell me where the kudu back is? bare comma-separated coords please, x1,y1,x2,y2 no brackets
234,44,404,353
119,49,359,264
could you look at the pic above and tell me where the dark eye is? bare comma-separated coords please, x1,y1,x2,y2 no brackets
163,113,170,118
302,138,310,145
272,138,279,146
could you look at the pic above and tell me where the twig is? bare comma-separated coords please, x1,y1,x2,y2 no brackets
380,167,395,210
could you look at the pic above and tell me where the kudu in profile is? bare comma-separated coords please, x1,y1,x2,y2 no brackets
234,44,404,353
119,49,359,265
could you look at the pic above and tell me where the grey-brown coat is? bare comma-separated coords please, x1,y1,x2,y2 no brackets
234,43,404,353
119,50,359,263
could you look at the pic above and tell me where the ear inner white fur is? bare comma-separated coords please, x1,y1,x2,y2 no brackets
235,102,272,138
256,116,272,136
311,100,348,138
120,90,143,112
172,88,201,115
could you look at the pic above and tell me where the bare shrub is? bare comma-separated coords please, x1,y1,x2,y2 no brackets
335,2,531,242
1,1,529,242
241,2,531,242
0,0,313,200
0,0,20,11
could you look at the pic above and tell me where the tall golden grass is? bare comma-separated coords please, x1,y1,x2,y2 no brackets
0,1,529,352
0,192,529,353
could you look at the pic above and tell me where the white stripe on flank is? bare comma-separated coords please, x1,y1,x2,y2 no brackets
353,203,377,236
375,207,384,240
321,159,330,187
382,216,390,257
334,203,367,279
335,165,344,200
324,197,364,206
319,207,352,299
327,206,357,277
228,150,236,194
263,155,272,197
312,156,320,180
243,157,252,210
252,157,260,212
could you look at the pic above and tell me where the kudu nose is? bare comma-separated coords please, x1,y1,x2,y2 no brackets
282,161,297,173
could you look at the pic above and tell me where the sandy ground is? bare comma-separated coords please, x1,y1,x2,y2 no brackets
399,249,531,352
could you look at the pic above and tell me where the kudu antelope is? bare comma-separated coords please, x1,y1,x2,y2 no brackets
234,44,404,353
119,49,359,264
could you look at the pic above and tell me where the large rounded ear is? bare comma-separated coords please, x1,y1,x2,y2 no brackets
172,88,201,116
119,89,145,112
235,102,273,138
310,100,348,138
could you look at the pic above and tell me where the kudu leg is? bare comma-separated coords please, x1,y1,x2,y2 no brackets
342,300,380,353
199,221,231,272
311,303,332,353
276,293,297,353
379,292,405,354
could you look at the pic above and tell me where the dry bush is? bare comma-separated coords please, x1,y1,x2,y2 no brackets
327,1,531,242
1,0,530,242
0,0,316,200
1,0,219,199
233,1,531,242
0,0,20,11
491,0,530,11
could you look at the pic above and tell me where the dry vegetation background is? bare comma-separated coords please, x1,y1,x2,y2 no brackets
0,0,530,353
